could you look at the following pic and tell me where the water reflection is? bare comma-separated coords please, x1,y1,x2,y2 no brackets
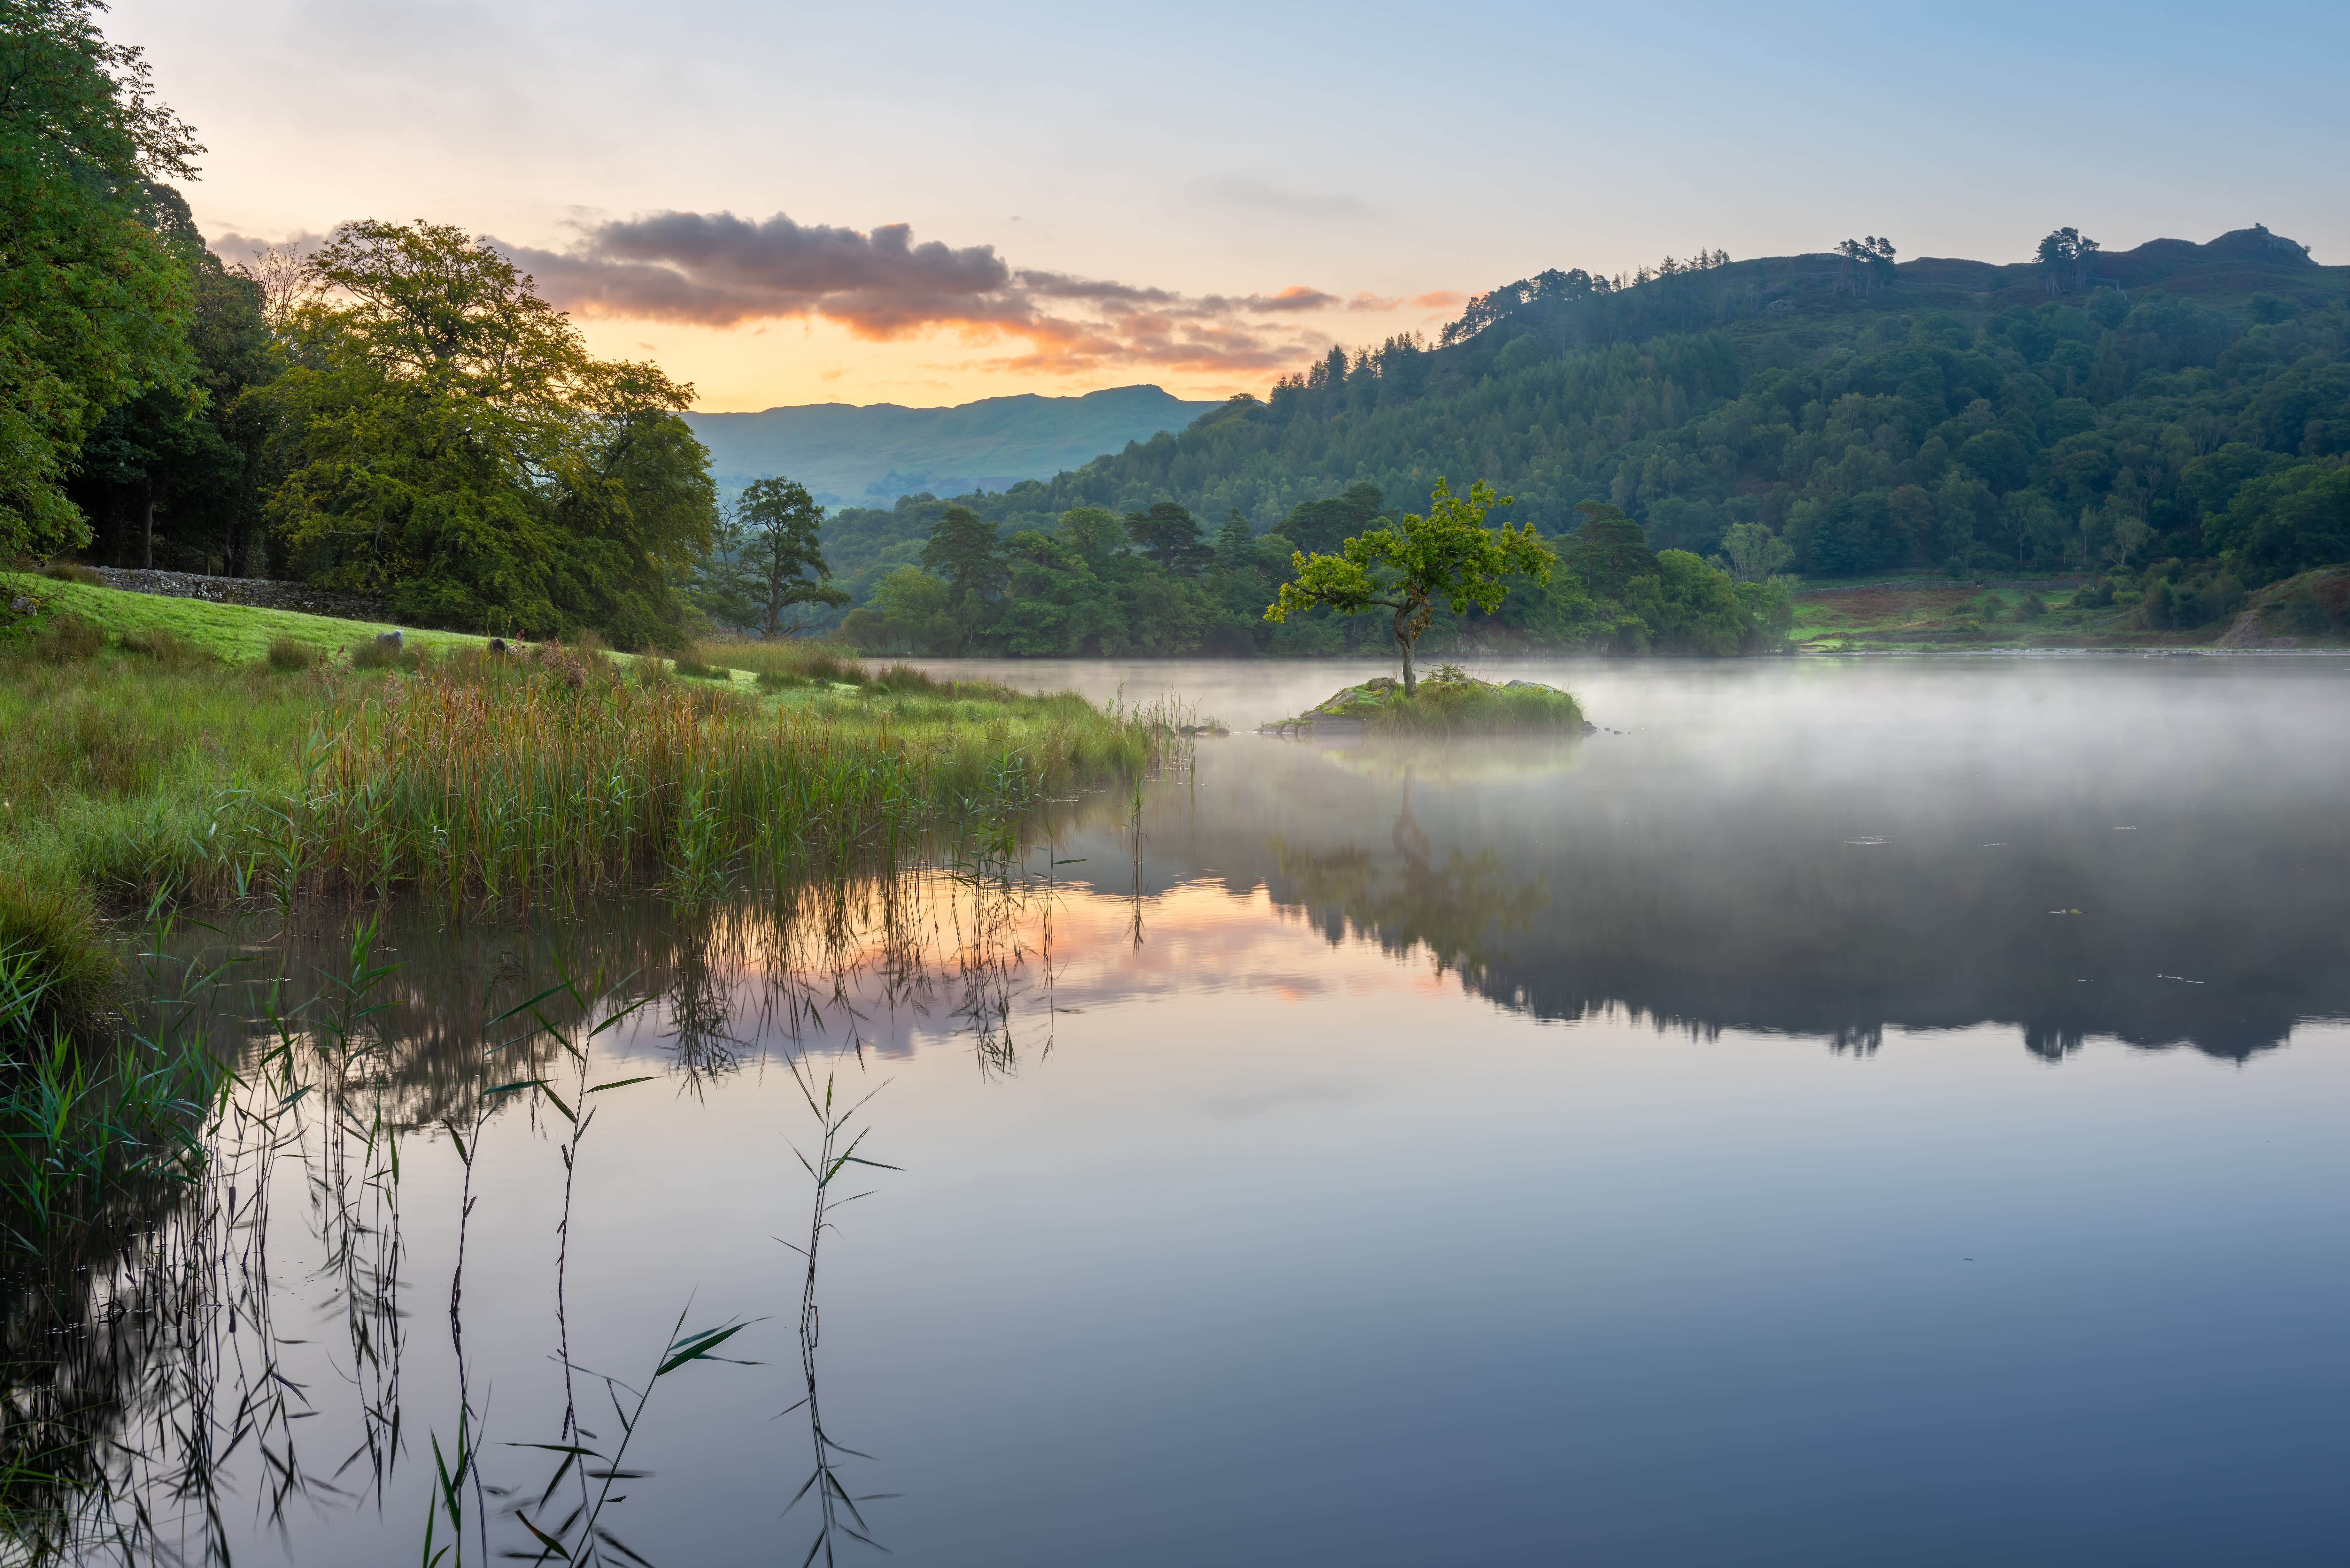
779,1060,896,1564
1274,771,1548,987
1021,662,2350,1060
11,660,2349,1565
8,863,1070,1564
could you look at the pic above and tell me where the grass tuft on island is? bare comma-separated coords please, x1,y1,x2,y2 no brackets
1273,666,1587,736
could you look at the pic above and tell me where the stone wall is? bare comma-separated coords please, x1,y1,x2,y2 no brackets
89,567,387,623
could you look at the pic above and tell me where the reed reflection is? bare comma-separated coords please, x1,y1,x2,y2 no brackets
778,1060,896,1564
8,860,1069,1563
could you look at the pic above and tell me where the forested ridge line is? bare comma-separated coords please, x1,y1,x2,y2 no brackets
815,224,2348,645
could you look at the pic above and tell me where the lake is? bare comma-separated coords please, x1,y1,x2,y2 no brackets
60,656,2350,1565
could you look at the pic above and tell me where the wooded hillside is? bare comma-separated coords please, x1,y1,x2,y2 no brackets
817,225,2346,641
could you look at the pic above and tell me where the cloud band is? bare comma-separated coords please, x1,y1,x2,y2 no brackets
494,210,1353,373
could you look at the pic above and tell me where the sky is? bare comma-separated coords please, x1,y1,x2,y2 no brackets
113,0,2350,412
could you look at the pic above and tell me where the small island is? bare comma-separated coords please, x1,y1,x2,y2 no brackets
1269,665,1588,736
1261,481,1590,735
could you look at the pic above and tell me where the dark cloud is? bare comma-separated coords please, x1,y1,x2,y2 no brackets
502,211,1018,336
1014,269,1182,309
491,209,1354,374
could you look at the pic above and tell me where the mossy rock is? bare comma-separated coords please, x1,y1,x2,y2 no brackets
1278,670,1588,735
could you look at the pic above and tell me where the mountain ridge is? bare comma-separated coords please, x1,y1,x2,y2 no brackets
683,383,1221,509
784,223,2347,654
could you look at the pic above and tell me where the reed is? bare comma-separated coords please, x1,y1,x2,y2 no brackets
265,634,323,672
0,638,1156,1007
281,658,1150,905
779,1066,895,1563
0,915,230,1257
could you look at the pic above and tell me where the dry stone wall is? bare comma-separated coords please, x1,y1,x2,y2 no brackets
90,568,387,622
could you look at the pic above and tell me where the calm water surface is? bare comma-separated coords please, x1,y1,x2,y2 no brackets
115,659,2350,1564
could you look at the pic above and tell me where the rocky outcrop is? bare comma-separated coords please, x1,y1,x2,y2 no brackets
89,567,387,622
2213,567,2350,649
2214,610,2297,649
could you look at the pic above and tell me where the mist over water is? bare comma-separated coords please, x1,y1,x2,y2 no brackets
963,655,2350,1057
87,659,2350,1565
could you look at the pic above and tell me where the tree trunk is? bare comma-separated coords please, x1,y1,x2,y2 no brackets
1393,603,1418,695
140,483,155,569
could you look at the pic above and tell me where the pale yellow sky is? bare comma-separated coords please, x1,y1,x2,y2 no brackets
567,300,1463,411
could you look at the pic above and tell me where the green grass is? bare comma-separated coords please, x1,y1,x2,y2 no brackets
1786,578,2167,650
0,583,1155,1031
0,571,511,666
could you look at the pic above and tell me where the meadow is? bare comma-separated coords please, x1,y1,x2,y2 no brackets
0,575,1156,1036
1786,565,2350,651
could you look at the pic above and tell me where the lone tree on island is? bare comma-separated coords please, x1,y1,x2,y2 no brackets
1265,478,1551,695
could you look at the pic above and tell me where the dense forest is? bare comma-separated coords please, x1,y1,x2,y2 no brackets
811,226,2348,651
11,3,2345,656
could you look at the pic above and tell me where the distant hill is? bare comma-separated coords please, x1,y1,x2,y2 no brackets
916,223,2341,553
682,384,1221,508
775,224,2349,650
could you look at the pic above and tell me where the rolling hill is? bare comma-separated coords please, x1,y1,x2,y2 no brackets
781,224,2348,653
682,384,1220,508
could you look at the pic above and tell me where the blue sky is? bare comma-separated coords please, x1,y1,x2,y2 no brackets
116,0,2350,406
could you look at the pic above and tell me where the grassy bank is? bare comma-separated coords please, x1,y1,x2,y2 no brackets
1788,568,2350,651
2,569,506,665
0,580,1155,1028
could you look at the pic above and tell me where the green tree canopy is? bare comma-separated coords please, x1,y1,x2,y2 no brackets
837,564,958,655
1279,481,1387,555
1055,504,1127,561
1124,499,1202,571
2037,227,2100,294
921,503,1004,614
1267,478,1552,693
0,0,202,556
262,219,714,645
1561,501,1659,599
1719,519,1793,583
70,184,274,573
735,475,847,636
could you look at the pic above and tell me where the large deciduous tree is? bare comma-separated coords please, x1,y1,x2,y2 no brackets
0,0,202,557
69,184,274,573
735,475,847,636
262,219,714,645
1278,481,1386,555
1718,519,1793,583
1561,501,1658,598
2036,227,2099,295
1266,478,1551,694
